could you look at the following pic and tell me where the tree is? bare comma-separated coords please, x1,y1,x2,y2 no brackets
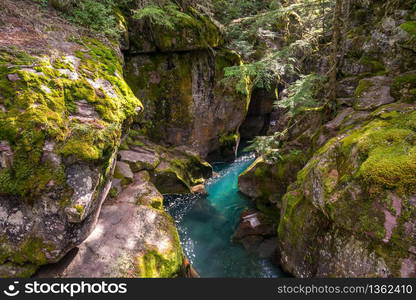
327,0,342,104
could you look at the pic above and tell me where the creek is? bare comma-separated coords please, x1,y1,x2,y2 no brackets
165,153,285,278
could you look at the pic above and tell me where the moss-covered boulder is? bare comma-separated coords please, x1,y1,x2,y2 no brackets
125,49,250,158
129,3,223,54
37,174,183,278
0,2,142,277
278,104,416,277
117,132,212,195
353,76,395,110
239,151,308,216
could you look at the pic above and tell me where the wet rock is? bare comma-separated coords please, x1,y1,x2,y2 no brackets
191,184,206,195
240,87,275,140
233,210,277,258
239,154,305,215
257,238,278,259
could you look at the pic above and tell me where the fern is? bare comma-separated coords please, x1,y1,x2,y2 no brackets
276,73,326,116
133,4,176,29
133,3,201,30
245,131,285,163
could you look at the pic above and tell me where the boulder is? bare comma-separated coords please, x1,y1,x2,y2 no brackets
37,176,183,278
278,104,416,277
354,76,395,111
0,3,143,277
238,153,307,215
233,210,278,259
191,184,207,195
118,133,212,195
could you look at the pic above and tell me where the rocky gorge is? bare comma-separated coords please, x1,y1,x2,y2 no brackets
0,0,415,278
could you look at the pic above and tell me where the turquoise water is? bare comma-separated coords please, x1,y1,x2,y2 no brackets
165,153,283,278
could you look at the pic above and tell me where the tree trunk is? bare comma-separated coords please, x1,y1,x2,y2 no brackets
328,0,343,105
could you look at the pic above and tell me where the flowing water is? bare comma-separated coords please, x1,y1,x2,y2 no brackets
165,153,284,278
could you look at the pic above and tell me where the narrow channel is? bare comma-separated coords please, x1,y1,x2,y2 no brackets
165,153,285,278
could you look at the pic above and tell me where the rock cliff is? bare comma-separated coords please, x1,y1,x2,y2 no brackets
239,0,416,277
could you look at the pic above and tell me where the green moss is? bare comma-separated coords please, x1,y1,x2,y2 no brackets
400,21,416,37
125,53,193,142
0,39,142,197
337,110,416,196
109,187,119,198
354,79,374,98
7,237,55,266
136,249,181,278
52,57,75,71
360,144,416,192
0,262,38,278
358,56,386,75
135,211,183,278
74,204,85,215
391,73,416,103
219,133,239,147
132,4,223,52
59,123,120,161
277,188,306,239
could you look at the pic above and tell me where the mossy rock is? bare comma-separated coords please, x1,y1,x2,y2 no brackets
391,72,416,103
125,49,250,158
129,4,223,53
239,150,308,217
0,35,142,276
120,133,212,195
0,39,142,198
400,21,416,38
278,104,416,277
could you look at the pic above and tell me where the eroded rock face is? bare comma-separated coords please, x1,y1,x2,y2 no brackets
37,172,183,278
125,7,249,159
278,105,416,277
125,49,250,158
115,133,212,195
233,210,278,259
240,88,275,140
236,0,416,278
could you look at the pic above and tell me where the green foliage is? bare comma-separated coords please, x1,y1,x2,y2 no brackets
132,3,197,30
33,0,49,7
245,131,285,163
277,73,326,116
222,60,275,94
68,0,120,36
212,0,278,24
133,5,175,29
400,21,416,37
